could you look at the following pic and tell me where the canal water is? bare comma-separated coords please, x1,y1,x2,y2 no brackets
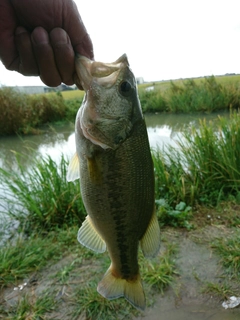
0,112,224,170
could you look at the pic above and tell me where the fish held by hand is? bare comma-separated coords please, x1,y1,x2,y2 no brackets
67,54,161,310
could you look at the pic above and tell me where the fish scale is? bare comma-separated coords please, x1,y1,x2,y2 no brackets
67,54,161,310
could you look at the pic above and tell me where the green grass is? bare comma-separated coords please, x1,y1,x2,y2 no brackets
1,107,240,316
202,282,235,300
139,75,240,113
1,74,240,136
72,281,139,320
0,153,85,233
0,88,67,135
138,73,240,93
212,231,240,279
0,227,80,287
1,293,57,320
153,111,240,208
1,112,240,234
0,228,176,319
71,242,177,319
140,243,177,293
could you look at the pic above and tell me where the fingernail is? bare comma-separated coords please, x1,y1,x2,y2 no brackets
31,27,49,45
50,29,69,45
15,26,28,35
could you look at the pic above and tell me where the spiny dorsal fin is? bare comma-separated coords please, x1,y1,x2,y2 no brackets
140,212,160,258
97,267,145,311
67,152,80,182
77,215,106,253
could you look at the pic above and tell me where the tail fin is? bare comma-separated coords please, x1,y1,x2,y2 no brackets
97,267,145,311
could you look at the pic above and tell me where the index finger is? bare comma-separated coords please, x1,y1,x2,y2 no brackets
62,1,94,59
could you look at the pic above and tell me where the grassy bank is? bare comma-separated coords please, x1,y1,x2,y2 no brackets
1,112,240,318
139,76,240,113
0,89,67,135
1,112,240,230
1,74,240,135
153,111,240,208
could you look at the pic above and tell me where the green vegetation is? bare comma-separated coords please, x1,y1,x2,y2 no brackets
3,111,240,235
153,112,240,207
155,199,193,229
140,243,177,292
0,88,67,135
139,76,240,113
0,154,85,233
0,227,176,319
1,74,240,136
212,231,240,279
0,153,177,319
202,282,234,300
0,293,57,320
0,227,79,287
1,77,240,317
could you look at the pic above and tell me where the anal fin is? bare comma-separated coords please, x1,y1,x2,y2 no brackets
78,215,106,253
140,212,160,258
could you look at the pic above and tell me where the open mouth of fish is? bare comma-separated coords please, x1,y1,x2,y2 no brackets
74,54,132,149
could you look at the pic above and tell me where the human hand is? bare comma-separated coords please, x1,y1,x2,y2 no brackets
0,0,94,87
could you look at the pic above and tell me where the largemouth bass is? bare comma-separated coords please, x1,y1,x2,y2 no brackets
67,54,160,310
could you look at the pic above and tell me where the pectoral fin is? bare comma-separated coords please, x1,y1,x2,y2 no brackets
77,215,106,253
67,152,80,182
140,212,160,258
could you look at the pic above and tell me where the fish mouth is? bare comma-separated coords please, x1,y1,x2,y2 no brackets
75,54,132,149
75,54,129,90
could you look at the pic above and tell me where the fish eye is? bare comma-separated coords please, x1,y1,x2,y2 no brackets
119,81,132,97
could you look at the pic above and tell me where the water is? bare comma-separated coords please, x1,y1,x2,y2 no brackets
0,112,225,170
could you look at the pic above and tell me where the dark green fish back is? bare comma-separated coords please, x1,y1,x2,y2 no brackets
79,118,154,277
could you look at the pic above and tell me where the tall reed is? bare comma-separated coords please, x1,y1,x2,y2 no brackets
153,112,240,206
0,153,85,232
140,76,240,114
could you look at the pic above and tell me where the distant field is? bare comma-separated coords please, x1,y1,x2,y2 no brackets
61,90,85,100
58,74,240,100
139,74,240,92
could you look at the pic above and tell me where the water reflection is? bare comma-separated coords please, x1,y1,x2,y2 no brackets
145,112,227,150
0,113,228,170
0,123,75,170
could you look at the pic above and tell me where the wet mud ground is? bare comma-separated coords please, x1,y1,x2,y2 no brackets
135,226,240,320
1,207,240,319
